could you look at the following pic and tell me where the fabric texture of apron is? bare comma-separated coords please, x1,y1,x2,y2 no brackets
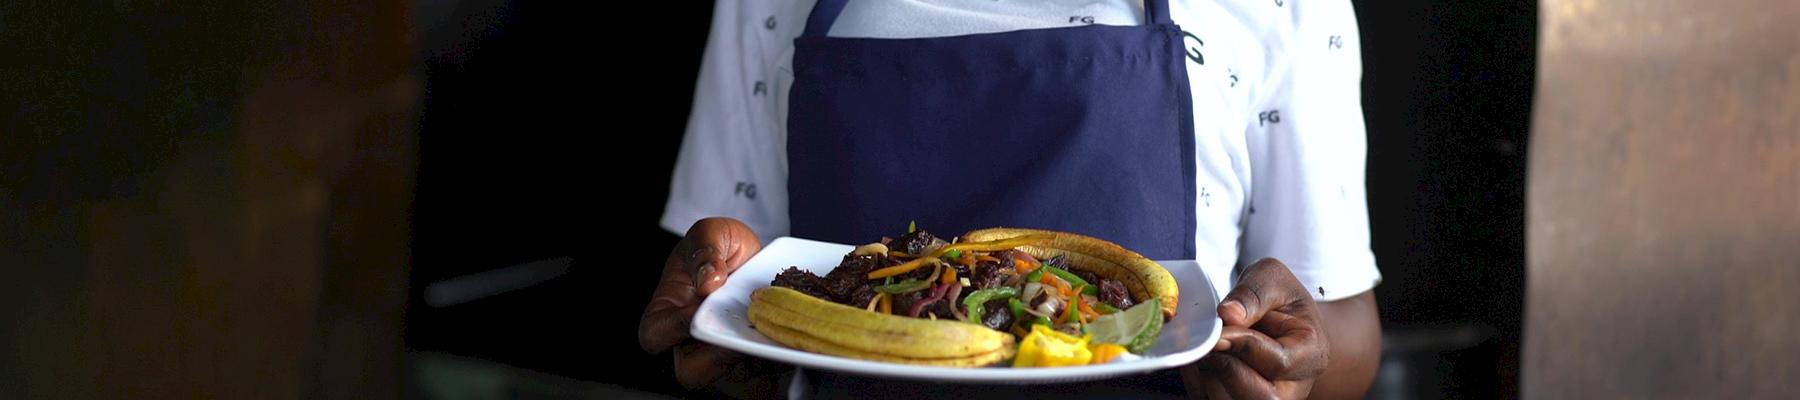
787,0,1198,260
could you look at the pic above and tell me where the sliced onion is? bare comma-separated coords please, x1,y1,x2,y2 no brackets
1001,273,1025,288
1021,282,1045,304
921,239,950,255
945,283,966,321
1036,299,1059,317
866,292,884,312
924,261,944,283
907,282,952,317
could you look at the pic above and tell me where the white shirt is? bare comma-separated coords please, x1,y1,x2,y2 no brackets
662,0,1380,302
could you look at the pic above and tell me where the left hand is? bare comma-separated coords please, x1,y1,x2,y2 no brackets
1181,258,1330,399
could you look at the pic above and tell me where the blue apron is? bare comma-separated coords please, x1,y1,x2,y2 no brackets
787,0,1198,261
784,0,1198,396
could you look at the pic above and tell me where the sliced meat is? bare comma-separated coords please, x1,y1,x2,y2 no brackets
891,230,940,255
771,267,832,301
928,300,956,320
1099,278,1135,309
970,261,1011,291
892,290,928,315
1073,270,1103,287
846,285,877,309
823,255,884,304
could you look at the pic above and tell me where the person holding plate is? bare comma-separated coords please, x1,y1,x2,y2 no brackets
640,0,1382,398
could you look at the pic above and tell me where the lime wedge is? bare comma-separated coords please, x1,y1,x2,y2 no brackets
1083,299,1163,354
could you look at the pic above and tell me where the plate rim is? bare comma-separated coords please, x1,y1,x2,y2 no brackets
690,236,1222,384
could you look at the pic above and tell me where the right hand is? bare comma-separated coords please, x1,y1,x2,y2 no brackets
1182,258,1330,399
638,217,765,390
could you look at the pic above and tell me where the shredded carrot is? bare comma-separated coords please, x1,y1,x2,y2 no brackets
1042,273,1073,297
1076,295,1090,324
1078,298,1100,322
876,235,1049,279
1058,295,1076,323
869,257,932,279
1015,258,1039,273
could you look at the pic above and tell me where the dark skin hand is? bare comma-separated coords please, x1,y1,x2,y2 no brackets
1180,258,1383,400
638,217,785,399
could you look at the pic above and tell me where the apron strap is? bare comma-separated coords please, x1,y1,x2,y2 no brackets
801,0,851,39
1145,0,1174,26
802,0,1175,38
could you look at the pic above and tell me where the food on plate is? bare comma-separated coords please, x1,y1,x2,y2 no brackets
748,226,1179,367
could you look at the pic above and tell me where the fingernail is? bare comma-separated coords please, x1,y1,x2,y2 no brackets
687,247,711,268
695,263,716,287
1219,301,1243,323
1214,339,1231,351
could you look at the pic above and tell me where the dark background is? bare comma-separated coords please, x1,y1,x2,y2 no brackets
404,0,1535,398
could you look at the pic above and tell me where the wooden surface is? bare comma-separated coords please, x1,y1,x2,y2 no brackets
1525,0,1800,397
2,1,417,398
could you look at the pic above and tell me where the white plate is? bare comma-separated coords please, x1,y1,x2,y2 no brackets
691,237,1222,384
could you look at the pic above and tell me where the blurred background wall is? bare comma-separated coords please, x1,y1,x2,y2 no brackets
1526,0,1799,397
4,0,1541,398
2,1,416,399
